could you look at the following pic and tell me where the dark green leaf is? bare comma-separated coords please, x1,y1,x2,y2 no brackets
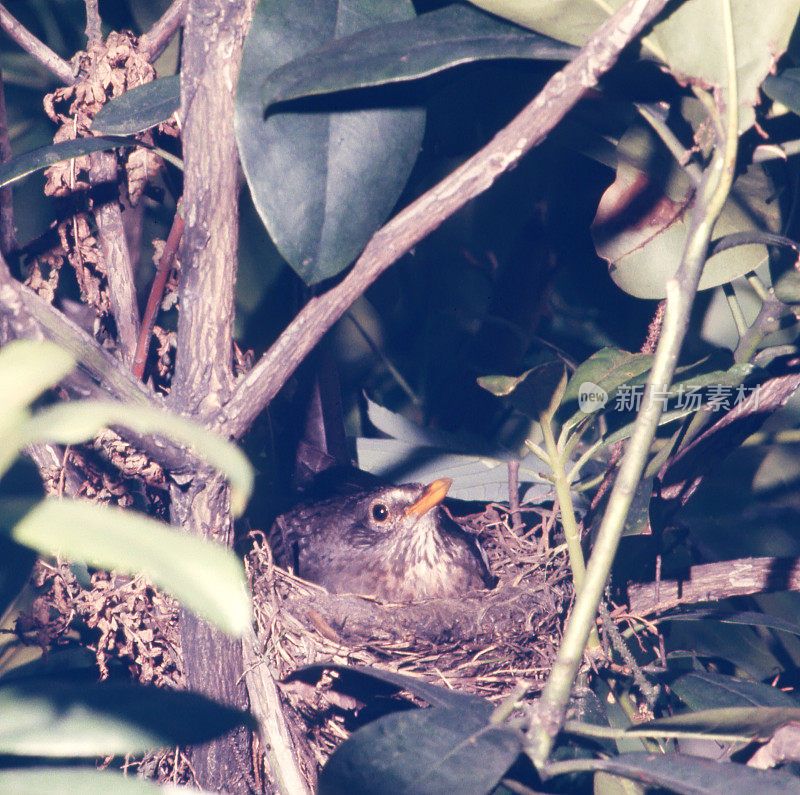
668,670,800,710
0,680,254,756
0,536,36,621
319,704,522,795
565,751,800,794
262,4,577,107
92,75,180,135
662,611,800,639
295,663,486,709
764,67,800,116
479,361,567,421
561,347,653,418
235,0,425,285
0,136,136,188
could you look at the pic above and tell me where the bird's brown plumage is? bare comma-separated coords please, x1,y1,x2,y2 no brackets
270,479,494,602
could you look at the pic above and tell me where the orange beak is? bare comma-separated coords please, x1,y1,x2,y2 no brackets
404,478,452,517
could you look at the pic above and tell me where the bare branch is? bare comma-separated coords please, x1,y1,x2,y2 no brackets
84,0,102,46
0,3,76,86
140,0,187,62
89,152,141,366
218,0,672,439
0,56,17,256
628,556,800,615
170,0,254,420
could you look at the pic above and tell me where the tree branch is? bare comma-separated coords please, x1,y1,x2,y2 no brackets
84,0,102,46
89,152,141,366
628,556,800,615
140,0,187,62
170,1,256,791
0,3,76,86
217,0,672,440
0,55,17,256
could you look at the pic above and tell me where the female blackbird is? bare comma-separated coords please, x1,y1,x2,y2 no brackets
270,478,494,602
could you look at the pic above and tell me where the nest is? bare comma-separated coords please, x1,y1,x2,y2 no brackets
245,502,572,774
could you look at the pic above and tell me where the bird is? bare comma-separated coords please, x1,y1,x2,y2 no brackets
269,478,494,602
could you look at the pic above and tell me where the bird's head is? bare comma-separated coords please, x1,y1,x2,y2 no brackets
340,478,453,549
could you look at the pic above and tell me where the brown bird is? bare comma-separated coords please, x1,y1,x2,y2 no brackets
270,478,494,602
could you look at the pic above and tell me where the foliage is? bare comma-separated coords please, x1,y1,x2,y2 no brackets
5,0,800,792
0,341,254,788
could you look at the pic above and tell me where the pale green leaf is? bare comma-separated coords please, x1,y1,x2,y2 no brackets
12,500,251,637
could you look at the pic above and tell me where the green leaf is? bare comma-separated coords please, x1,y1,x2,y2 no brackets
0,768,169,794
235,0,425,285
592,123,781,299
11,499,251,637
0,340,75,429
0,679,253,757
0,136,137,188
479,361,567,421
22,400,253,516
92,75,180,135
467,0,800,134
662,611,800,639
319,704,522,795
763,67,800,115
261,4,577,107
640,706,800,740
668,670,800,710
571,751,800,794
296,663,487,709
774,267,800,304
562,347,653,407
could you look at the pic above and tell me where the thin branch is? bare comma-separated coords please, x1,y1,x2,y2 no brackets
218,0,673,439
84,0,102,46
133,211,183,380
628,556,800,614
140,0,187,62
242,631,311,795
89,152,141,365
0,55,17,256
0,3,76,86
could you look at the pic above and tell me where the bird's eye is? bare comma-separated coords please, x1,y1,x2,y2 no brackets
371,503,389,522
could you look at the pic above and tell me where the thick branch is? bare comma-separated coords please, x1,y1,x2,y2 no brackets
140,0,187,62
218,0,672,440
628,556,800,615
0,3,76,86
170,0,253,420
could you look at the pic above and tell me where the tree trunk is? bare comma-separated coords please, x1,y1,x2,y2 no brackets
171,1,256,790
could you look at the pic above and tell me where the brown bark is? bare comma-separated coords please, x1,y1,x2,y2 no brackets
628,556,800,615
170,1,256,790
